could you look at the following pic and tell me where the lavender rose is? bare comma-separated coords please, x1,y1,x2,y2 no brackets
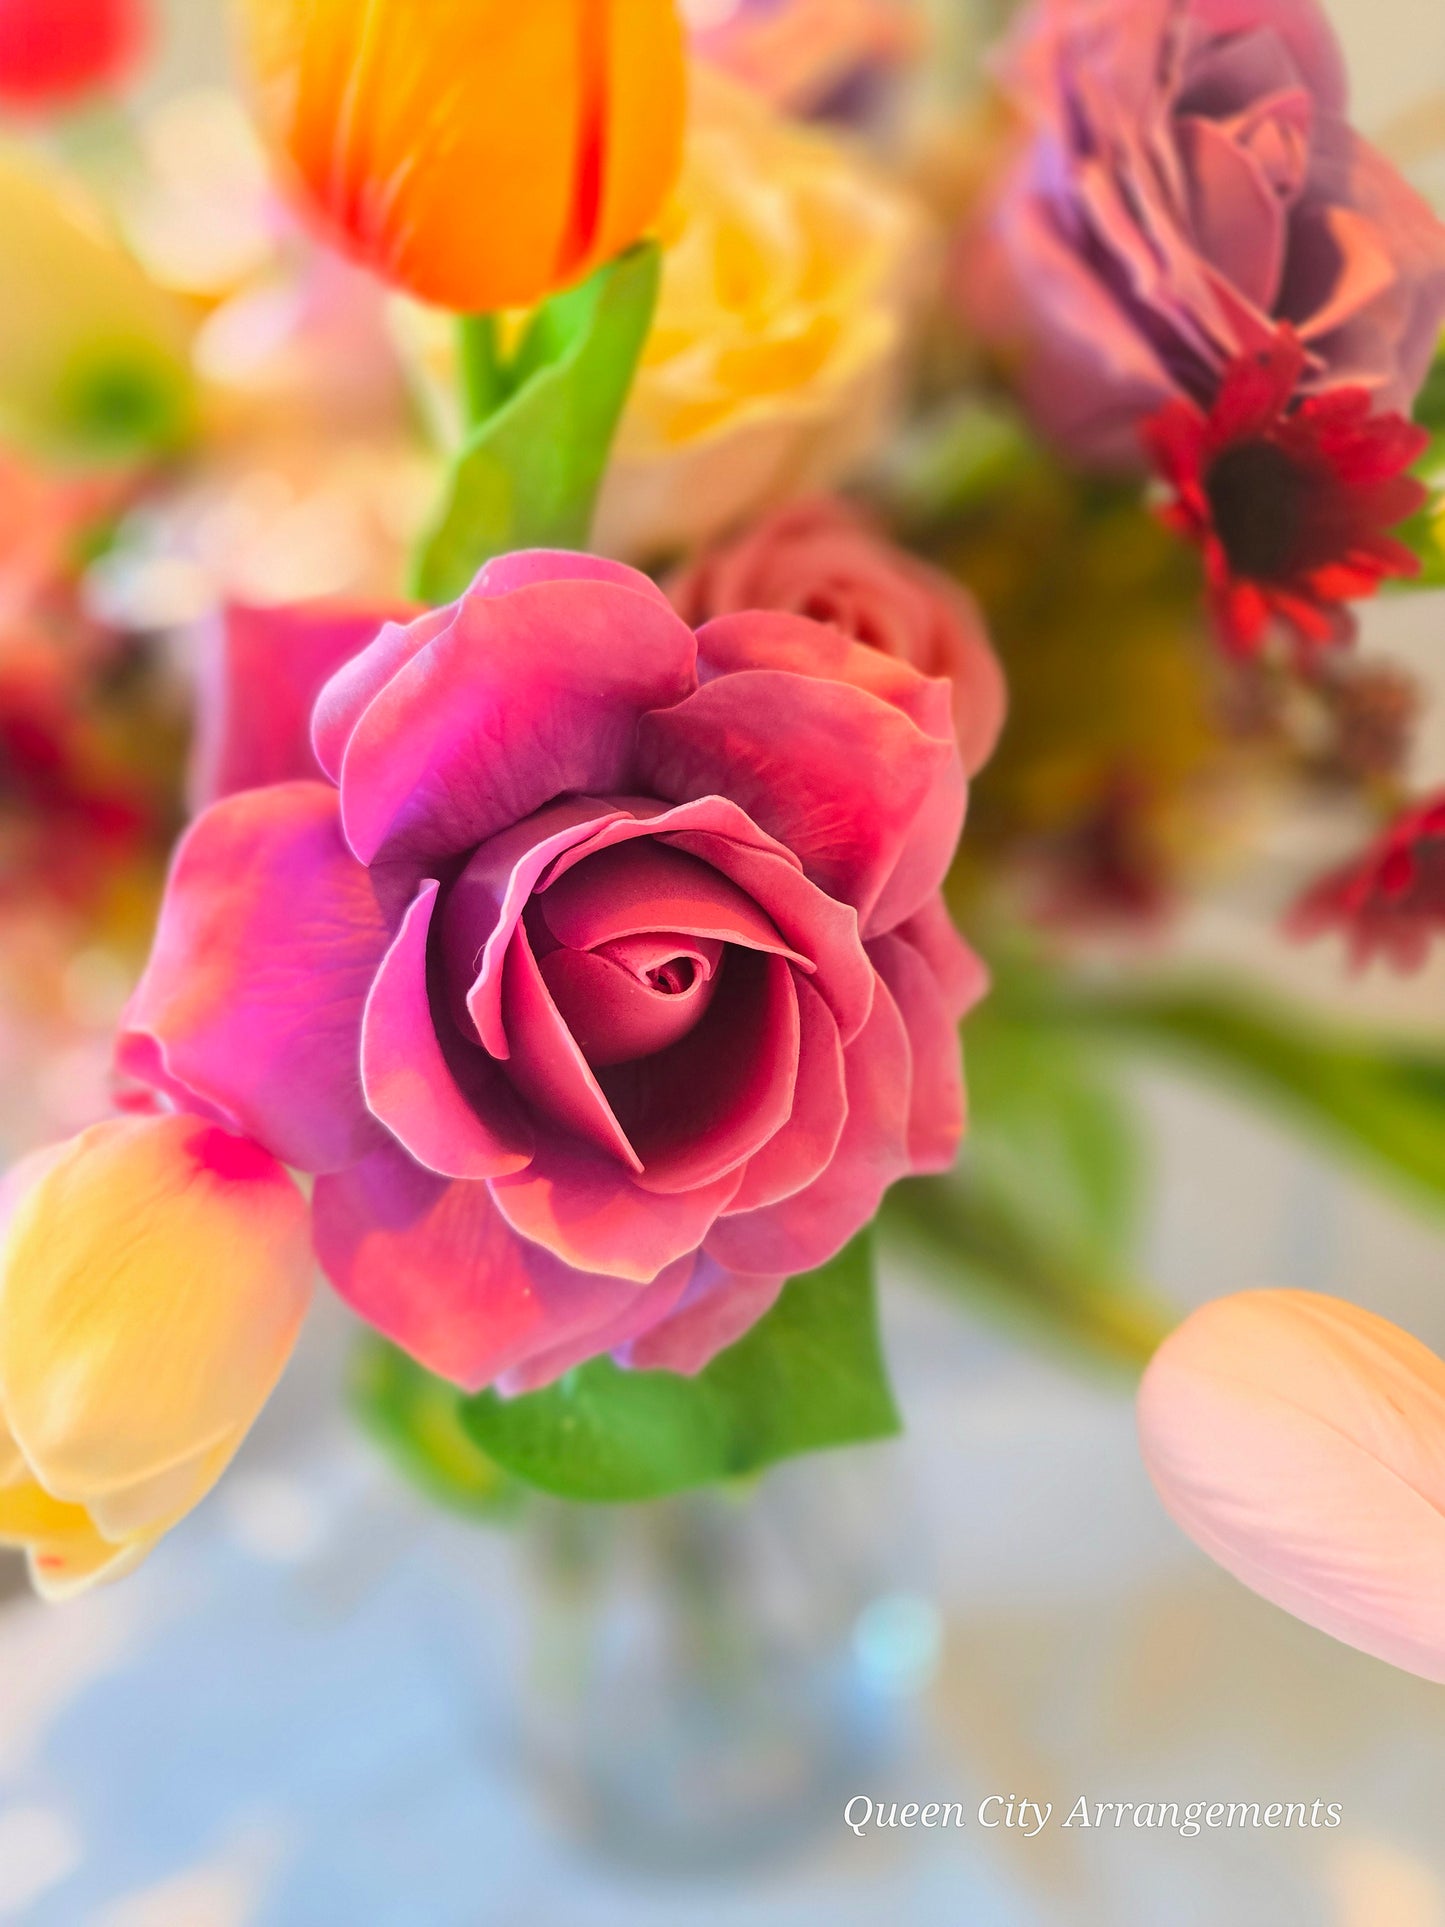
963,0,1445,466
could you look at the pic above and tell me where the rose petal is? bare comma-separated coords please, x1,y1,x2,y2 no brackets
658,824,876,1044
313,555,676,784
1138,1289,1445,1683
618,1256,787,1375
361,879,534,1180
1177,113,1287,324
191,601,401,809
705,965,911,1276
444,797,631,1056
695,608,958,742
471,549,676,607
539,935,724,1067
868,930,965,1173
335,578,697,864
598,949,801,1195
893,895,990,1021
494,1256,697,1395
536,837,806,964
312,603,456,783
491,1138,744,1284
118,783,400,1173
724,976,847,1214
1192,0,1349,113
313,1145,686,1391
500,920,642,1170
637,667,963,934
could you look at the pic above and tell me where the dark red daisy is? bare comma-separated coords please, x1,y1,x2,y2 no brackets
1030,772,1173,933
1144,331,1430,657
1289,790,1445,971
0,668,147,904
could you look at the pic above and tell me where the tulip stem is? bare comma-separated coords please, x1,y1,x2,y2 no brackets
412,243,661,602
456,313,509,429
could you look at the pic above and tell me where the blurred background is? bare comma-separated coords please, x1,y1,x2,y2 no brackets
0,0,1442,1921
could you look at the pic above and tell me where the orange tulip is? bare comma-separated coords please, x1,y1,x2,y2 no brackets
242,0,688,313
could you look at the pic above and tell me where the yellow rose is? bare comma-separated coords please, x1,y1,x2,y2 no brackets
0,1115,312,1599
395,69,929,562
592,72,930,559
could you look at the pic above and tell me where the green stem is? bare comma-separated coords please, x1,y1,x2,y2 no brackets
887,1176,1175,1374
411,242,660,603
455,312,509,429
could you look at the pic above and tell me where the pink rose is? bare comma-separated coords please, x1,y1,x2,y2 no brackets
122,553,985,1393
668,498,1007,777
963,0,1445,466
188,601,412,811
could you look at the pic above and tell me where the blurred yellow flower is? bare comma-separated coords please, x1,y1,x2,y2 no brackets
599,69,931,557
0,142,193,464
0,1114,312,1598
396,69,930,561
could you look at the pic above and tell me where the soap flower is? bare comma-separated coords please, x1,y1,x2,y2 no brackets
122,552,983,1395
1144,330,1429,656
0,0,147,115
1139,1289,1445,1683
241,0,687,314
0,1114,312,1598
963,0,1445,467
668,495,1006,774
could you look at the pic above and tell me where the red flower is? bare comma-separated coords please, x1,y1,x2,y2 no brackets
1144,331,1429,657
0,662,147,905
1290,791,1445,971
0,0,147,114
1030,773,1172,934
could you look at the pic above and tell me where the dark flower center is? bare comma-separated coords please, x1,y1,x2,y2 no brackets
1204,439,1313,581
647,956,698,996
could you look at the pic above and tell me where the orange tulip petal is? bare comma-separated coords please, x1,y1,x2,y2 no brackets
244,0,684,312
587,0,687,280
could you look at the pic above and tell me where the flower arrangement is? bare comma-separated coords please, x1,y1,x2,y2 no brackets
1,0,1444,1698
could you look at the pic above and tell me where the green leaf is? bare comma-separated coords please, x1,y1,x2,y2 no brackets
410,243,660,602
1042,979,1445,1216
1392,342,1445,588
960,999,1144,1265
885,397,1047,535
350,1337,523,1520
1411,347,1445,448
457,1233,899,1503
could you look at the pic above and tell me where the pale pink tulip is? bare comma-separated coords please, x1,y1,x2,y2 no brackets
1139,1289,1445,1682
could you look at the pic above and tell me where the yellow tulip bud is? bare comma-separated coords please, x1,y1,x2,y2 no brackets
0,1115,312,1599
241,0,688,313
